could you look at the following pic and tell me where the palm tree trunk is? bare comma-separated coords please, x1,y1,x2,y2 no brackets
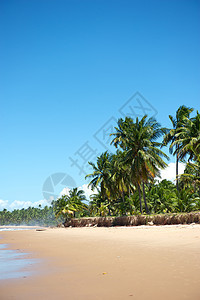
121,190,126,216
176,153,179,191
194,182,196,194
142,182,149,214
121,190,125,203
108,205,111,216
137,183,142,213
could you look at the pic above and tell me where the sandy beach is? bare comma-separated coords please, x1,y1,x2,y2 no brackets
0,225,200,300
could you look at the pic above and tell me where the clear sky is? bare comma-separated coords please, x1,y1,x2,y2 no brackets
0,0,200,210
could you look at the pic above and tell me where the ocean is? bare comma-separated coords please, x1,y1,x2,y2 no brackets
0,227,40,280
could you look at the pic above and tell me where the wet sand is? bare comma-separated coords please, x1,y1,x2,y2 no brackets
0,225,200,300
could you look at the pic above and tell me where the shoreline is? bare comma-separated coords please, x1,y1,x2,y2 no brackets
0,225,47,230
0,225,200,299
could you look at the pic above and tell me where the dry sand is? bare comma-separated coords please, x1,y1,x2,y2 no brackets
0,225,200,300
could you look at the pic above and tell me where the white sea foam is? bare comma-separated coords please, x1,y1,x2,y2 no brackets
0,228,27,231
0,226,44,231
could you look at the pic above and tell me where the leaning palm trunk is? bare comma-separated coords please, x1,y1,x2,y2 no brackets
142,182,149,214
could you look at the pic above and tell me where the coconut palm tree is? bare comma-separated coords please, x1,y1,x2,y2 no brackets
111,117,134,150
172,111,200,162
53,188,87,219
86,151,112,201
162,105,193,190
176,188,200,212
89,191,103,216
111,116,169,214
179,146,200,194
109,151,130,205
147,180,178,213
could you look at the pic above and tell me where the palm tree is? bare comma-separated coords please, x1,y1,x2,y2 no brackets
53,188,87,219
179,147,200,194
111,116,169,214
172,111,200,162
176,188,200,212
147,180,178,213
85,152,112,201
67,188,87,217
162,105,193,190
110,117,133,150
109,151,130,207
89,191,103,216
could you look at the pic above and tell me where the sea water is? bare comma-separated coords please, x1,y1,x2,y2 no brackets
0,226,40,231
0,227,40,280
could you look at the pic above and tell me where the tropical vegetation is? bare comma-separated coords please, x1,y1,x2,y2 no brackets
52,187,88,219
86,108,200,217
0,106,199,226
0,205,58,226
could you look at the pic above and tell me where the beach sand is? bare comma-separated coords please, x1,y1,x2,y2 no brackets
0,225,200,300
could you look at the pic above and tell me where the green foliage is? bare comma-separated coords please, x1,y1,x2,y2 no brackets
86,108,200,217
87,115,169,215
1,107,199,224
162,105,194,190
52,188,88,220
0,206,59,226
0,188,89,226
147,180,177,213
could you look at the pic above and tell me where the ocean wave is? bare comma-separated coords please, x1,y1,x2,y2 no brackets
0,227,40,231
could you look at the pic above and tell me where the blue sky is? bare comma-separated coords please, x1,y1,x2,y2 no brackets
0,0,200,210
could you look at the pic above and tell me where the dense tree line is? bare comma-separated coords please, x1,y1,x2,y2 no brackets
0,105,199,225
85,106,200,217
0,206,60,226
52,105,200,220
